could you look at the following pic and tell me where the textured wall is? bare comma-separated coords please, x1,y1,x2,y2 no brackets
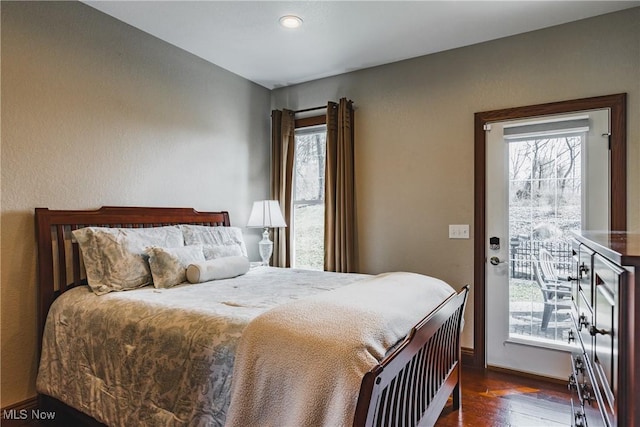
271,7,640,350
2,0,638,409
1,1,271,406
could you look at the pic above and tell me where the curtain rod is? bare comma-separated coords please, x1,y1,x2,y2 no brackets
294,105,326,114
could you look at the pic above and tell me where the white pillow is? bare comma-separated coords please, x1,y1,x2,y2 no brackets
180,225,247,256
72,226,184,295
146,245,205,289
202,244,243,260
186,256,250,284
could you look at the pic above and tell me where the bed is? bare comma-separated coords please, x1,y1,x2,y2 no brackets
35,206,469,427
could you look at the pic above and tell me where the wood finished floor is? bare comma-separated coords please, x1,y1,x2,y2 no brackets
17,366,573,427
436,367,572,426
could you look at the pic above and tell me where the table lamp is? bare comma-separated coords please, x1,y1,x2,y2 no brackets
246,200,287,266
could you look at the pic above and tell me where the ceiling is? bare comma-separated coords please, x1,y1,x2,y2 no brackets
83,1,639,89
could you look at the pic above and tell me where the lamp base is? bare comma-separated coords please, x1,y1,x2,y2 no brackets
258,228,273,266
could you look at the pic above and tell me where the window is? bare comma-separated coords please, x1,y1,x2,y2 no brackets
507,134,583,341
504,117,587,343
292,125,326,270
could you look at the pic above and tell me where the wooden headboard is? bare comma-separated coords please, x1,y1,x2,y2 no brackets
35,206,231,343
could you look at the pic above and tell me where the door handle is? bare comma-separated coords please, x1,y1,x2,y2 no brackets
489,256,506,266
588,325,609,336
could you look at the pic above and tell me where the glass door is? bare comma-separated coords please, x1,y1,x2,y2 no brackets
485,109,609,378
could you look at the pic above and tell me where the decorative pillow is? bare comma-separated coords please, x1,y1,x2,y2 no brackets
186,256,250,284
72,226,184,295
180,225,248,256
202,244,243,260
146,245,206,289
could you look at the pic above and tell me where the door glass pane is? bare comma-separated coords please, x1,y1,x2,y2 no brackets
508,135,582,343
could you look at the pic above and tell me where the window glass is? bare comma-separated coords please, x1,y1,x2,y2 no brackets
508,134,582,342
292,126,326,270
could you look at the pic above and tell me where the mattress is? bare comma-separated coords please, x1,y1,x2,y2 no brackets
36,266,368,427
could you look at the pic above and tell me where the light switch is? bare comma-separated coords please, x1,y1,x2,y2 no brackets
449,224,470,239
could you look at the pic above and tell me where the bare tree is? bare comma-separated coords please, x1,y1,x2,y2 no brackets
294,133,326,202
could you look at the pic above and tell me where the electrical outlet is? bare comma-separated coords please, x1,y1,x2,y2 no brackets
449,224,469,239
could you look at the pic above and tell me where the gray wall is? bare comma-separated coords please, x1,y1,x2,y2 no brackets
2,0,638,409
1,1,271,406
271,7,640,352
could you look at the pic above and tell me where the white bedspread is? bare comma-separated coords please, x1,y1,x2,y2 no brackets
36,267,367,427
225,272,455,427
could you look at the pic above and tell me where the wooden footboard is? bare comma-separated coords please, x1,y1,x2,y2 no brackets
354,285,469,427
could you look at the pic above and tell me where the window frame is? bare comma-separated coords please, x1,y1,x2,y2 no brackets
291,114,327,269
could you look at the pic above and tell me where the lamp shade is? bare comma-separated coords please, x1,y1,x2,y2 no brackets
247,200,287,228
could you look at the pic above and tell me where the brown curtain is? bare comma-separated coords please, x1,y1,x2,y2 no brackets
270,109,295,267
324,98,356,272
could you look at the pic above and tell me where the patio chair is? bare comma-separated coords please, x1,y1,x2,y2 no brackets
533,249,573,331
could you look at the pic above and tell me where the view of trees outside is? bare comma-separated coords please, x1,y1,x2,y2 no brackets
292,129,326,270
508,134,582,341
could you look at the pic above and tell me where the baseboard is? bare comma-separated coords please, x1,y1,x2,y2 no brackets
487,364,568,385
1,396,39,426
461,346,474,366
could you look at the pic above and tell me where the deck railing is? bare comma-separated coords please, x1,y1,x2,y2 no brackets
509,238,572,280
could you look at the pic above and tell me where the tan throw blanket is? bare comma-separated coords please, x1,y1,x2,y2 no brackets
225,272,455,427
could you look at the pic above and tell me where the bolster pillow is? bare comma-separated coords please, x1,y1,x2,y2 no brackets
186,256,250,283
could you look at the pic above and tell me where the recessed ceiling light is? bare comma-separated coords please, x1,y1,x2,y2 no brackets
279,15,303,29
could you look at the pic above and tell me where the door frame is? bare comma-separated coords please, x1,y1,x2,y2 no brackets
472,93,627,368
